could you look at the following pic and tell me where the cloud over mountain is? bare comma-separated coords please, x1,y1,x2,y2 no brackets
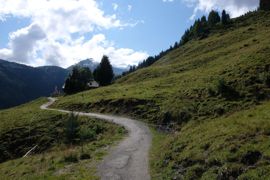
183,0,259,19
0,0,148,68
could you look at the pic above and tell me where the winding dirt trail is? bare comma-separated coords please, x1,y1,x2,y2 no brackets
41,97,152,180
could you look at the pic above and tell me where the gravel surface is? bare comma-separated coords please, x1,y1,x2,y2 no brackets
41,97,152,180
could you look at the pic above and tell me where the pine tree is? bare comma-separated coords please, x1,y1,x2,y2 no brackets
64,66,93,94
208,10,220,27
192,19,201,38
65,113,80,144
173,42,179,49
201,16,207,24
94,55,114,86
180,29,191,45
221,10,230,25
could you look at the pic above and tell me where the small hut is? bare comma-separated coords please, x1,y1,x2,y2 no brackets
87,80,99,89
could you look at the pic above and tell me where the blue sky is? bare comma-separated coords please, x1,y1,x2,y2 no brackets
99,0,194,55
0,0,259,68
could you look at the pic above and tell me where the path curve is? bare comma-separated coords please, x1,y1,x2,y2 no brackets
41,97,152,180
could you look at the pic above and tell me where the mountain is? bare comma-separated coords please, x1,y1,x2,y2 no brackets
53,11,270,178
68,58,127,75
67,58,98,71
0,60,68,109
0,58,127,109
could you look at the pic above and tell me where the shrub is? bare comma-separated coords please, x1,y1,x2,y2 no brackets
80,153,91,160
264,72,270,87
79,126,96,142
160,109,191,126
176,110,192,124
64,152,78,163
217,79,239,100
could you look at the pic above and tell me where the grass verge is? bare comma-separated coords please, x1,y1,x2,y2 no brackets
149,101,270,179
0,98,126,179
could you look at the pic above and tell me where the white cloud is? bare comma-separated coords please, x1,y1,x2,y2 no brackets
183,0,259,19
0,24,46,64
112,3,119,11
37,34,148,68
163,0,174,2
0,0,147,68
128,5,133,11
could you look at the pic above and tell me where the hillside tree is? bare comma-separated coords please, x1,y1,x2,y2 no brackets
64,66,93,94
221,10,230,25
94,55,114,86
208,10,220,27
65,113,80,144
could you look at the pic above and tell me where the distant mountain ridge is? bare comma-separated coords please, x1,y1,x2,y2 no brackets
68,58,127,75
0,59,68,109
67,58,98,71
0,59,127,109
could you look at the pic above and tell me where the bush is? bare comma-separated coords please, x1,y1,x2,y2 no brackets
79,126,96,142
80,153,91,160
160,109,191,126
264,72,270,87
176,110,192,124
217,79,239,100
64,152,78,163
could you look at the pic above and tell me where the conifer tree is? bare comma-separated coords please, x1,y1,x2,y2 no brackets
221,10,230,25
208,10,220,27
94,55,114,86
64,66,93,94
65,113,80,144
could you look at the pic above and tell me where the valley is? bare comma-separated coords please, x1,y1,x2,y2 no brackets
0,59,126,109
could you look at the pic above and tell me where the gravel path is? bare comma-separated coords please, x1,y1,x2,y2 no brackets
41,97,152,180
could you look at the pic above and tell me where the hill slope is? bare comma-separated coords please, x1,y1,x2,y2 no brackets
0,98,125,179
53,11,270,179
0,60,69,109
54,11,270,124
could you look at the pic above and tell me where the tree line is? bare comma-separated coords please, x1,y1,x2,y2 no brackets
180,10,230,45
120,9,231,77
64,55,114,94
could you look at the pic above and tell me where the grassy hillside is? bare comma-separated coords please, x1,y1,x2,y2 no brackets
150,101,270,179
51,10,270,179
0,98,125,179
53,11,270,126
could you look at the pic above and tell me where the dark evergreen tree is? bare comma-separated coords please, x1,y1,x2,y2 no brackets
221,10,230,25
94,55,114,86
208,10,220,27
192,19,202,38
64,66,93,94
173,42,179,49
192,18,209,38
260,0,270,10
180,29,191,45
201,16,207,24
65,113,80,144
200,15,209,36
